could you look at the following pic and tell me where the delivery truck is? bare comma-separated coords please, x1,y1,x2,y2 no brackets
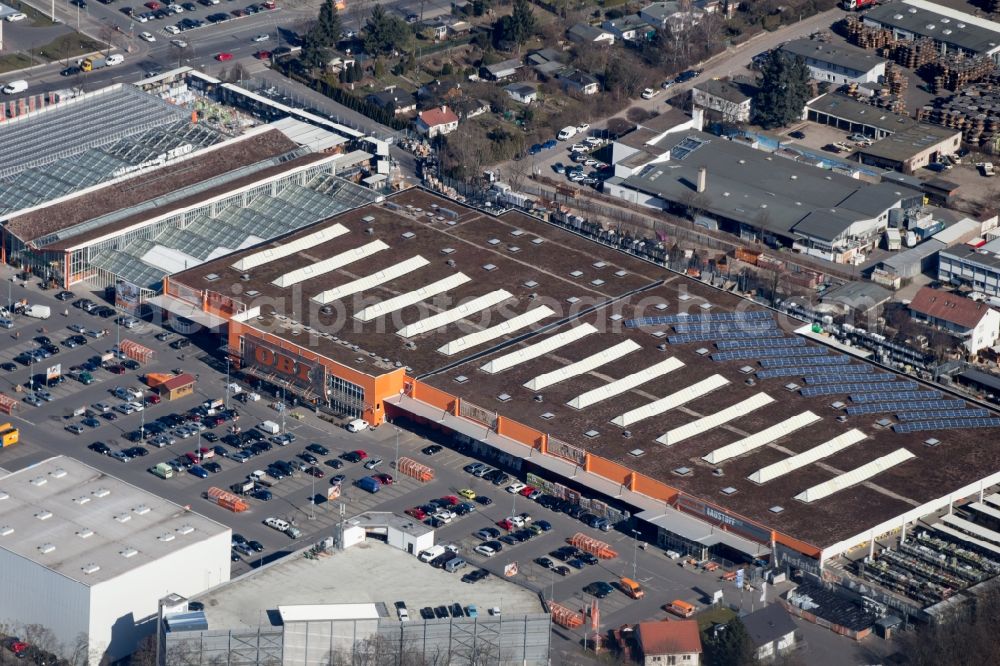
24,305,50,319
80,53,124,72
259,420,280,435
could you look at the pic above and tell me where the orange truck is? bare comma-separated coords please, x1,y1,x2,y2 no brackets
0,423,18,447
620,577,645,599
667,599,695,618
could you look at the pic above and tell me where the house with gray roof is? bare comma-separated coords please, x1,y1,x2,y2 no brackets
691,79,754,123
601,14,655,41
566,23,615,45
527,48,565,77
366,89,417,115
505,83,538,104
741,605,798,662
603,130,905,263
639,1,703,29
481,58,523,81
781,38,887,85
558,69,600,95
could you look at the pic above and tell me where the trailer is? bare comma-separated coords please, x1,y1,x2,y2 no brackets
206,486,249,512
0,423,18,447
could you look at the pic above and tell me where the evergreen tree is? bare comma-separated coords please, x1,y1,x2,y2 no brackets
752,51,811,129
363,4,413,55
493,0,535,51
702,618,755,666
299,0,341,70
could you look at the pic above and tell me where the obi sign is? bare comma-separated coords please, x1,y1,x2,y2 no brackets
244,339,325,396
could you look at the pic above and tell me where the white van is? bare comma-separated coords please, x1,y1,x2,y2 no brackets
106,54,125,66
264,517,290,532
346,418,369,432
557,126,577,141
418,545,445,562
2,80,28,95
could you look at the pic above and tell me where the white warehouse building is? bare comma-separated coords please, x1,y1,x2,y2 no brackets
0,456,231,665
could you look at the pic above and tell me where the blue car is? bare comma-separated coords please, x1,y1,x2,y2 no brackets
536,520,552,531
528,143,542,155
543,139,557,150
189,465,209,479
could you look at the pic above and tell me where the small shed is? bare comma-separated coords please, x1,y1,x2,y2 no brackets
148,372,196,401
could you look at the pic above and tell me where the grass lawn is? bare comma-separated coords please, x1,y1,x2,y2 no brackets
696,605,737,632
0,52,35,74
36,33,106,62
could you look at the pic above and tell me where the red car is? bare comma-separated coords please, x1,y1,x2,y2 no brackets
145,394,161,405
440,495,459,506
215,52,233,61
519,486,536,497
106,365,126,375
497,518,514,531
4,639,28,657
254,50,271,60
144,1,160,8
353,449,368,460
405,507,426,520
306,466,325,478
374,473,393,485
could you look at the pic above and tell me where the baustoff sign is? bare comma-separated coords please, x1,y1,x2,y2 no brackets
674,495,771,545
244,339,326,397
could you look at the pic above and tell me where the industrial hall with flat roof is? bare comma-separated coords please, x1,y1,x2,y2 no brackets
164,186,1000,569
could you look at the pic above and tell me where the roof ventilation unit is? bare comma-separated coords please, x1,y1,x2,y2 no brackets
240,274,251,281
38,543,56,554
533,394,543,402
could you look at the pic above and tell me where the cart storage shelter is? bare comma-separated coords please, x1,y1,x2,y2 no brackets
166,188,1000,569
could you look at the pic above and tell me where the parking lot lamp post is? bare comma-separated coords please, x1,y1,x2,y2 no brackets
309,473,315,520
224,358,231,410
280,387,286,433
140,404,145,440
393,423,400,469
631,529,640,581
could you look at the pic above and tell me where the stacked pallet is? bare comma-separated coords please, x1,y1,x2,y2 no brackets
889,38,938,69
916,76,1000,146
844,15,894,50
922,56,997,93
885,63,908,98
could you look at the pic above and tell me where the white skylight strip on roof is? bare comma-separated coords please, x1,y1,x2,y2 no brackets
568,357,685,410
272,240,389,288
611,374,729,427
941,514,1000,546
656,392,775,446
232,223,349,271
793,448,915,503
985,493,1000,509
702,411,821,465
480,324,598,374
932,523,1000,557
397,289,512,338
438,305,555,356
747,429,866,484
969,502,1000,523
354,272,471,322
524,340,642,392
312,256,430,305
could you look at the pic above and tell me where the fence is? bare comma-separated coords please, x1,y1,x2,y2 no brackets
546,437,587,467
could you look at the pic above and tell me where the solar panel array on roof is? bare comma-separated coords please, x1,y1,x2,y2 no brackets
756,364,872,380
671,136,709,160
851,390,940,403
800,380,916,397
761,355,851,368
802,369,881,384
893,418,1000,433
673,320,777,333
668,329,786,344
625,310,772,328
845,399,964,415
712,347,829,362
896,408,990,421
715,337,803,350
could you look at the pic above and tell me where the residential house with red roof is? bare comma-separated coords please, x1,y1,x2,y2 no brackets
415,106,460,138
636,620,702,666
909,286,1000,354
